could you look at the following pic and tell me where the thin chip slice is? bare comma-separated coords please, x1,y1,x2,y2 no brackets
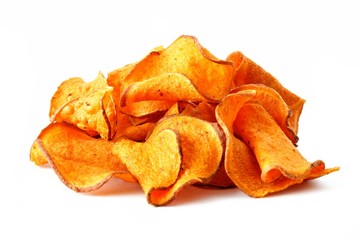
146,115,224,206
122,35,234,101
50,72,117,139
232,84,298,143
30,122,135,192
226,137,339,197
216,93,339,197
121,73,208,106
234,103,338,183
225,137,304,197
112,128,182,201
50,72,110,118
227,51,305,134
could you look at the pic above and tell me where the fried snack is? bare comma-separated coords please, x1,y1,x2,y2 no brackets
121,35,234,101
232,84,298,143
142,115,223,206
227,51,305,134
112,128,182,201
50,72,116,139
30,122,135,192
234,103,334,182
215,91,339,197
30,35,339,205
121,73,208,106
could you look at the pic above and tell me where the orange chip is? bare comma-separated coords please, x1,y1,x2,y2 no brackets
30,122,135,192
234,103,333,183
145,115,224,206
232,84,298,143
225,136,304,197
216,92,339,197
30,35,339,205
112,128,182,202
227,51,305,134
225,126,339,198
122,35,234,101
121,73,208,106
50,72,117,139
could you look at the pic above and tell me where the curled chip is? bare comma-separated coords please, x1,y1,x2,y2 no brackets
121,73,208,106
215,90,339,197
30,122,135,192
50,72,116,140
121,35,234,101
232,84,298,144
144,115,224,206
30,35,339,206
112,128,182,202
227,51,305,134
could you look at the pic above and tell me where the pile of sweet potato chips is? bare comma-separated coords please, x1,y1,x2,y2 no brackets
30,35,339,206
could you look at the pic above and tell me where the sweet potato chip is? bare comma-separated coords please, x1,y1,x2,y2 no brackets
30,122,135,192
232,84,298,143
112,128,182,202
224,137,305,197
122,35,234,101
121,73,208,106
50,72,116,139
144,115,224,206
30,35,339,205
227,51,305,134
234,103,332,183
216,93,339,197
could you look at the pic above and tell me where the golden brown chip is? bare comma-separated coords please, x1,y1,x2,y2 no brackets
30,122,135,192
50,72,117,139
112,128,182,201
145,115,224,206
227,51,305,134
122,35,234,101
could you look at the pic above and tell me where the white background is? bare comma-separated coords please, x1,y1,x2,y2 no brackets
1,0,359,239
